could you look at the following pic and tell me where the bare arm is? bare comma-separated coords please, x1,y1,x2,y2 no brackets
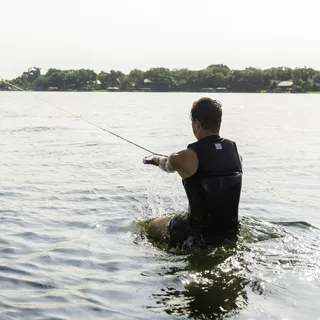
152,148,242,176
152,149,198,178
152,155,176,173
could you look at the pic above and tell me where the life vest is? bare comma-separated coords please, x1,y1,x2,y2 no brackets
182,135,242,238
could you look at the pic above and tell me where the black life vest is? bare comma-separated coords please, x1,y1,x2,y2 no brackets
182,135,242,237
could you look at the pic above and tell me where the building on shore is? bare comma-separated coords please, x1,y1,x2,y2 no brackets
200,87,227,93
200,87,214,92
93,80,102,90
106,87,120,92
215,87,227,92
141,79,152,91
274,80,294,93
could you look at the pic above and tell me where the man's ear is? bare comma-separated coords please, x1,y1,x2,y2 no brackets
195,119,202,130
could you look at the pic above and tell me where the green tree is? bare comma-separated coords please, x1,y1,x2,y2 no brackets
34,75,49,90
65,70,78,90
292,67,316,91
45,69,67,89
125,69,145,90
11,76,31,90
10,67,41,90
23,67,41,83
97,70,124,88
64,69,97,90
171,68,194,91
206,64,230,76
108,70,125,88
0,80,8,90
244,67,269,91
203,69,226,88
144,68,174,91
227,70,247,92
97,72,109,88
313,72,320,84
264,67,292,81
8,64,320,93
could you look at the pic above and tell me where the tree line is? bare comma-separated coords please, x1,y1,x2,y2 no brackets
1,65,320,92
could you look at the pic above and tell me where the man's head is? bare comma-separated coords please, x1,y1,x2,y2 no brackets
190,97,222,140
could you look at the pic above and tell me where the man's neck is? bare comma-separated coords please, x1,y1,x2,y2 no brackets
197,131,220,140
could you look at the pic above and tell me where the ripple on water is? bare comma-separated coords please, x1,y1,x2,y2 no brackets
1,92,320,319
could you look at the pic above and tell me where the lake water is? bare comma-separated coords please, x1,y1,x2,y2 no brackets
0,92,319,320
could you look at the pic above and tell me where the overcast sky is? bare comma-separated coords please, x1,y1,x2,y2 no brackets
1,0,319,78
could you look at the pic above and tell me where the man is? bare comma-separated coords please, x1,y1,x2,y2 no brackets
146,97,243,249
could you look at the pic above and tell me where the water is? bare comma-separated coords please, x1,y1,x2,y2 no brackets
0,92,319,320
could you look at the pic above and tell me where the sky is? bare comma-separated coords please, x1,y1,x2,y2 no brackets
1,0,319,79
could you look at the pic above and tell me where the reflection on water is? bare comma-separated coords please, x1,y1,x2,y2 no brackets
141,216,320,319
140,220,250,318
151,245,249,319
1,92,320,319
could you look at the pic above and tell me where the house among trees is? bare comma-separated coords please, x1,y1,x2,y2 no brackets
106,87,120,92
215,87,227,92
200,87,227,93
275,80,294,93
141,78,152,91
140,87,151,92
93,80,102,90
200,88,214,92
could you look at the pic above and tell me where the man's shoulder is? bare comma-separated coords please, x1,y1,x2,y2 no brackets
219,137,238,148
169,148,196,165
169,149,198,176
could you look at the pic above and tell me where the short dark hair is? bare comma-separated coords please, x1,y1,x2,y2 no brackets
191,97,222,133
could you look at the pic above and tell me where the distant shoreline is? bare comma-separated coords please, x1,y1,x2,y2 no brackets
1,89,320,94
2,65,320,93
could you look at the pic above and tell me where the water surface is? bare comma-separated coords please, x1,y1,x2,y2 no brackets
0,92,319,319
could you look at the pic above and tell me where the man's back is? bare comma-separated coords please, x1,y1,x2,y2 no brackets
147,98,243,249
182,135,242,238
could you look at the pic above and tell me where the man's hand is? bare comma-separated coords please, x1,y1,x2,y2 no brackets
152,156,175,173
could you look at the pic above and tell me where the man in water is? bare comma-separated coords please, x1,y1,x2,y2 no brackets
146,97,243,249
